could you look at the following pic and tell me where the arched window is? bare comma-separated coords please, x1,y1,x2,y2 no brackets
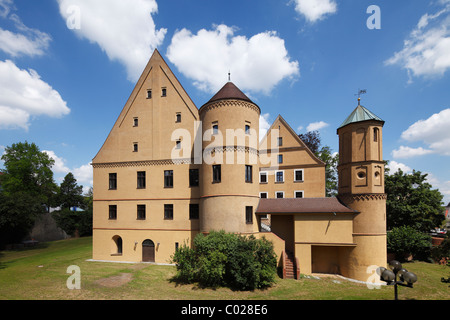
112,235,123,255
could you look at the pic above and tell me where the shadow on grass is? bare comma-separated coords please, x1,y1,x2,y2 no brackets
0,242,50,270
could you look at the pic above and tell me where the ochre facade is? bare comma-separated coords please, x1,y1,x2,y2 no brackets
92,49,387,282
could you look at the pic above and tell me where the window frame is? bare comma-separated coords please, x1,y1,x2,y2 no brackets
164,204,173,220
189,203,199,220
137,204,146,220
275,170,284,183
137,171,146,189
212,165,221,183
259,171,268,184
109,173,117,190
294,169,304,182
109,205,117,220
164,170,174,188
245,206,253,224
294,190,304,198
189,169,199,187
275,191,284,199
245,165,253,183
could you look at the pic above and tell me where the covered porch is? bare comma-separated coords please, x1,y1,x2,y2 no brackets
255,197,359,278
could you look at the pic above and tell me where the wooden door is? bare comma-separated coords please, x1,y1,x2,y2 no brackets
142,239,155,262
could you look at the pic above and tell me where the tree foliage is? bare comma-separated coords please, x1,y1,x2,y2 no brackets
385,169,445,232
171,231,277,290
387,226,431,261
0,142,57,245
57,172,84,209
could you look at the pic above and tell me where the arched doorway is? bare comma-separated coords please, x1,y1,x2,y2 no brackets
142,239,155,262
112,235,123,255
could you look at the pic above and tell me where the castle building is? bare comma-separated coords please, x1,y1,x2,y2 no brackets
92,49,387,282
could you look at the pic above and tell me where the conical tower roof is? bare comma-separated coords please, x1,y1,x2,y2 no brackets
208,82,253,104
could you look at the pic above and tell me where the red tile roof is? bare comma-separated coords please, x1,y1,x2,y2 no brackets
256,197,358,214
208,82,253,104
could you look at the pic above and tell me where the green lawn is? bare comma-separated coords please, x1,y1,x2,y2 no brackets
0,237,449,300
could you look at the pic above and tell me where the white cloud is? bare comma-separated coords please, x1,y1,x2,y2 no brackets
57,0,167,82
166,24,300,94
307,121,329,132
387,161,412,174
0,60,70,130
293,0,337,23
385,3,450,81
43,149,93,190
259,113,271,141
399,108,450,156
43,150,70,173
0,1,51,57
392,146,434,159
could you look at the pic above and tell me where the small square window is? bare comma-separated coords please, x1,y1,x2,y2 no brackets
109,173,117,190
109,205,117,220
176,113,181,123
275,171,284,183
295,191,304,198
259,172,268,184
294,169,304,182
164,170,173,188
147,90,152,99
133,143,138,152
189,204,199,220
162,88,167,97
137,205,146,220
278,154,283,164
276,192,284,199
133,118,138,127
164,204,173,220
260,192,268,199
278,137,283,146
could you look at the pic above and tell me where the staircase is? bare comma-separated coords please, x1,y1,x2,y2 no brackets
284,250,299,280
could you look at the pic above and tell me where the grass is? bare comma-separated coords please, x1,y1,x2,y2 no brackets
0,237,449,300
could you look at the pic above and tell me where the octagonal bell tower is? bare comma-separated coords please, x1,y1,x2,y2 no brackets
337,98,387,281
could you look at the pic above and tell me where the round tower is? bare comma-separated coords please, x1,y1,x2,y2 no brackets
337,99,387,281
199,82,260,234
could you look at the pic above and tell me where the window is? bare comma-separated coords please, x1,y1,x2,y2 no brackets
137,171,146,189
189,204,199,220
133,117,138,127
109,205,117,220
147,90,152,99
245,206,253,224
176,113,181,123
276,191,284,199
109,173,117,190
176,140,181,150
278,154,283,164
133,143,138,152
189,169,199,187
212,122,219,135
294,191,304,198
294,169,304,182
260,192,268,198
259,171,268,183
278,137,283,147
245,165,253,183
137,205,146,220
162,88,167,97
275,170,284,183
164,204,173,220
164,170,173,188
245,124,251,134
113,236,122,255
212,165,221,183
374,128,379,142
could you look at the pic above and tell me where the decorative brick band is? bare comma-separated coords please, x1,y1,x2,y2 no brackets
338,193,387,203
92,158,194,168
199,99,260,115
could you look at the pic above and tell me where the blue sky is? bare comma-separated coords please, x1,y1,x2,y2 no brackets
0,0,449,205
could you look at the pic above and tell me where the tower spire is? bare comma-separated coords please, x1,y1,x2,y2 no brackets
355,89,367,105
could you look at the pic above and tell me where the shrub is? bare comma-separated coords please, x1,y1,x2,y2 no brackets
171,231,277,290
387,226,431,261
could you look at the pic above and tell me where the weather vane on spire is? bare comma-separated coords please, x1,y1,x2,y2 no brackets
355,89,367,105
228,70,231,82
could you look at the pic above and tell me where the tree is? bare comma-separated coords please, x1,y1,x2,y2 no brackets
385,169,445,232
298,130,321,154
57,172,84,209
0,142,57,245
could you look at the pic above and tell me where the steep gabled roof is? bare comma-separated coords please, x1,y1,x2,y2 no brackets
338,105,384,130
